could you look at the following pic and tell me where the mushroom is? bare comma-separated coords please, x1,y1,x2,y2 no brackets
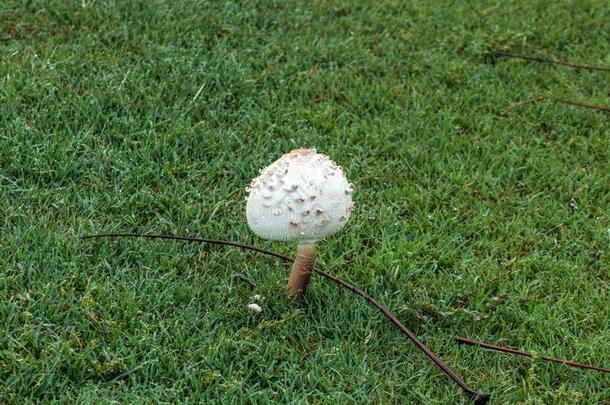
247,303,263,313
246,148,354,298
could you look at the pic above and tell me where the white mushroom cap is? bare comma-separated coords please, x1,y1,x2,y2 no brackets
246,148,354,243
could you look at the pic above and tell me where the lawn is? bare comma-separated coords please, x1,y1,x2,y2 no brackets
1,0,609,403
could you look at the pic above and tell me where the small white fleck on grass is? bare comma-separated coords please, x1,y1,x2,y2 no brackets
247,303,262,313
253,294,262,301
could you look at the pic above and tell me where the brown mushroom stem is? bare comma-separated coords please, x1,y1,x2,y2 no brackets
286,243,316,298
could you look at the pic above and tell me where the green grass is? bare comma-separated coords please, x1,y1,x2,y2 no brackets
1,0,609,403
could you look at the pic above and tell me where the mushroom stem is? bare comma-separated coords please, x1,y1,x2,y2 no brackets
286,243,316,298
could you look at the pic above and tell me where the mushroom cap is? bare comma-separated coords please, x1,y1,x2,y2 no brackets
246,148,354,243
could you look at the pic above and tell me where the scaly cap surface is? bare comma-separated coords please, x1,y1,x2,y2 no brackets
246,148,354,243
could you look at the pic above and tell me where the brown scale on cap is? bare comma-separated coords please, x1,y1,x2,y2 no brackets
302,209,310,216
315,208,324,215
289,220,299,227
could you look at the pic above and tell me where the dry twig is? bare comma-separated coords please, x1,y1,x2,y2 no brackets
555,98,610,114
456,336,610,373
81,232,490,404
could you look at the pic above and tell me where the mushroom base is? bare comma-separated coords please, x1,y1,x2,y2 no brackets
286,243,316,298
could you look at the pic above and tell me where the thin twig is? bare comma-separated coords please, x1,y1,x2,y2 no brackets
456,337,610,374
555,99,610,114
493,51,610,72
81,232,490,404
